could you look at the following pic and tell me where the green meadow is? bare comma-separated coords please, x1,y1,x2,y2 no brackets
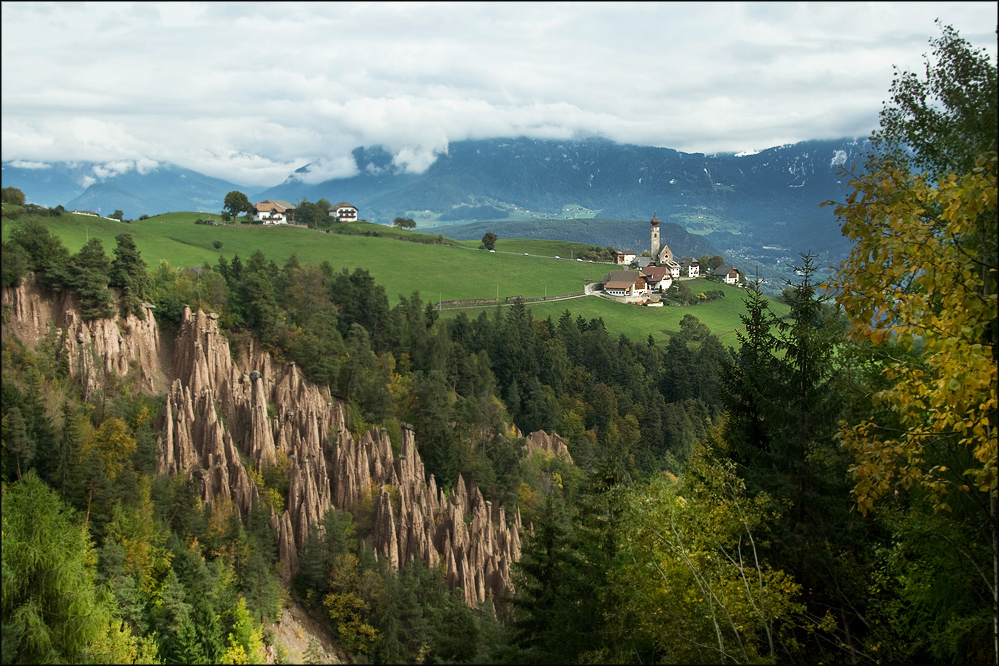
441,277,788,347
2,212,788,345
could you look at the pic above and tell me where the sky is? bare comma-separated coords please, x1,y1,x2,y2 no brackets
2,1,996,188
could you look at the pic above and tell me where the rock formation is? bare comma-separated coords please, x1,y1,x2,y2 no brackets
525,429,573,462
158,306,523,605
2,282,530,607
2,278,166,395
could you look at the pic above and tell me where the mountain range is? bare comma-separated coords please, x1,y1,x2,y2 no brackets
0,160,246,219
2,136,866,261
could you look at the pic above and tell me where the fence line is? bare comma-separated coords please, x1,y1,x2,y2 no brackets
435,292,586,309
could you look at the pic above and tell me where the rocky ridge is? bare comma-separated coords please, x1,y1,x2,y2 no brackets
2,282,529,605
157,306,524,604
2,278,166,396
524,429,573,462
2,280,528,607
159,309,521,604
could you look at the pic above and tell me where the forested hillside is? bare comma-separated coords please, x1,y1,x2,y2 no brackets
1,23,995,665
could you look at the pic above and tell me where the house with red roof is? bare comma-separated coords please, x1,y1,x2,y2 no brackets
253,200,296,225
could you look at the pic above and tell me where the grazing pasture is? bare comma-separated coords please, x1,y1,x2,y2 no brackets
2,211,788,344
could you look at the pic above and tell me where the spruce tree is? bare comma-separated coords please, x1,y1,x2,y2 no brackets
109,233,149,319
2,472,121,663
67,238,115,320
509,488,589,663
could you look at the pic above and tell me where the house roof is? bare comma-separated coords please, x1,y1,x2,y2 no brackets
605,281,637,290
713,265,738,276
255,201,294,213
262,199,295,209
332,202,356,209
603,270,641,284
640,266,672,282
679,257,698,265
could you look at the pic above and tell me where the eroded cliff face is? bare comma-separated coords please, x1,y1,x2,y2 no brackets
157,306,524,605
2,283,529,606
525,429,573,463
1,278,167,395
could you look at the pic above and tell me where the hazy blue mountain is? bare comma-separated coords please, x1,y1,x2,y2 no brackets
259,136,866,259
2,160,248,219
2,161,99,208
5,136,864,263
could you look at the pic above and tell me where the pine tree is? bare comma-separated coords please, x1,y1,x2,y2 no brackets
2,472,127,663
3,406,34,479
509,487,589,663
109,233,150,319
67,238,115,320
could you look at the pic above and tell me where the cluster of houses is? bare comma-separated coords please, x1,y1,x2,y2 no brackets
599,214,741,302
251,199,359,225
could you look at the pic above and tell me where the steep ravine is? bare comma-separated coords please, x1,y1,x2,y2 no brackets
3,280,537,608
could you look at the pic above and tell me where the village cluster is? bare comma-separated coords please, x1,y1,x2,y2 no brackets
70,203,741,307
598,214,741,305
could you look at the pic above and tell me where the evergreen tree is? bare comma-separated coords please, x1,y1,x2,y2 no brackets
1,240,31,287
2,471,146,664
721,278,783,482
509,487,589,663
7,218,71,290
109,232,150,319
3,407,34,480
67,237,115,320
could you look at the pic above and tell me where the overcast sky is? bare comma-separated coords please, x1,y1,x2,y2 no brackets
2,2,996,187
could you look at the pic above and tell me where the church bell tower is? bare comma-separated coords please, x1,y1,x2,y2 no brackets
650,212,661,263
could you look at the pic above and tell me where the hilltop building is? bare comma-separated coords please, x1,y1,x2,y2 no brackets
601,270,648,299
650,212,661,259
329,202,358,222
649,213,680,273
711,265,742,284
639,265,673,291
611,250,636,265
253,200,296,225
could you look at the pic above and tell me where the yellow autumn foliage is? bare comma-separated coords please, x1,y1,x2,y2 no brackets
826,154,997,512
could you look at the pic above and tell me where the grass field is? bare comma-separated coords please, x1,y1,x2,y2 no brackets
452,237,611,259
2,211,788,345
441,277,789,348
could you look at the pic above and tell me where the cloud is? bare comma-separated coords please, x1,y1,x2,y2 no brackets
8,160,50,169
290,156,360,184
93,160,138,179
1,1,995,186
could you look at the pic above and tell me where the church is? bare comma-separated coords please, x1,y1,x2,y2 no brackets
649,213,681,278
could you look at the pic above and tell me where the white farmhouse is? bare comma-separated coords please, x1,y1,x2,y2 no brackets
253,200,296,225
329,202,358,222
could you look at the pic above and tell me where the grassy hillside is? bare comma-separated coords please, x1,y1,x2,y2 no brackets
2,212,788,345
1,213,607,301
442,277,788,348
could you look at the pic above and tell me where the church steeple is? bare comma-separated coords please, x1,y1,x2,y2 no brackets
650,212,661,261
